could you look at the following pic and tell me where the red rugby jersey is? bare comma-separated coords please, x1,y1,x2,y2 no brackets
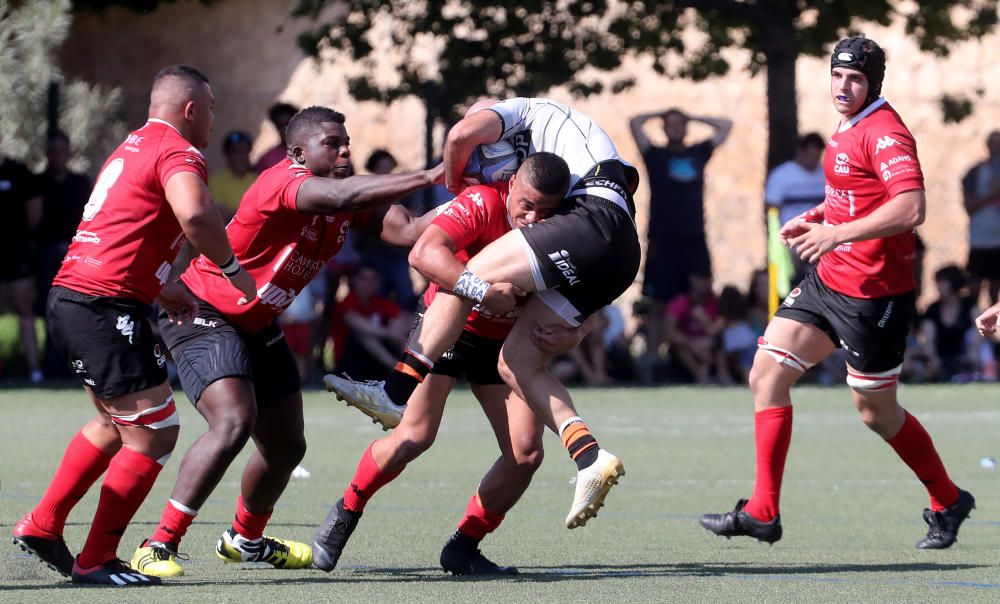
423,182,523,340
183,159,365,332
53,119,208,303
818,100,924,298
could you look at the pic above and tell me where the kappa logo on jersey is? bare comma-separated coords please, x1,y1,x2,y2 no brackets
468,191,484,207
548,250,580,286
874,136,898,154
153,344,167,368
71,359,86,374
834,152,850,175
116,314,135,344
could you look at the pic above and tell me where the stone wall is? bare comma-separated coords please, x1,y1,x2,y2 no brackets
62,2,1000,308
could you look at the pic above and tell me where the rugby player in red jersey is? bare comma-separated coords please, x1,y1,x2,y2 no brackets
11,66,258,586
327,98,640,530
700,37,974,549
312,152,585,575
129,106,444,577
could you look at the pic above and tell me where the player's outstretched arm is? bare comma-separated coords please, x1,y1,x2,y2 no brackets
295,164,443,214
443,110,504,193
164,171,257,303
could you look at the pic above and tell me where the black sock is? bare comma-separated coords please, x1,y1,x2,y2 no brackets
574,444,600,470
384,350,432,406
448,530,480,552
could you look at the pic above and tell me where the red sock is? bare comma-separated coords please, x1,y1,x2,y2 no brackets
149,499,197,547
31,431,113,536
886,411,959,511
76,447,162,568
233,495,272,541
457,494,504,541
744,406,793,522
342,442,402,513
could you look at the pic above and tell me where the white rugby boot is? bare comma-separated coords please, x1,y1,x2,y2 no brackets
323,374,404,430
565,449,625,529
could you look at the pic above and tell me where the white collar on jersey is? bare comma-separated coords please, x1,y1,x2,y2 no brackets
848,97,886,126
146,118,183,135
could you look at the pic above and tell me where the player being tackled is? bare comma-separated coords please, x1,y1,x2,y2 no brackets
325,97,640,532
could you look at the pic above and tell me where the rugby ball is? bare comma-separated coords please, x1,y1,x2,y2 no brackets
462,140,519,184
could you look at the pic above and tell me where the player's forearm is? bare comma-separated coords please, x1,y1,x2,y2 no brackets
177,204,237,267
444,111,503,191
409,243,465,291
168,240,196,281
831,189,924,244
298,171,437,214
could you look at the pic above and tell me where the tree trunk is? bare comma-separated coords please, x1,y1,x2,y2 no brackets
763,20,799,173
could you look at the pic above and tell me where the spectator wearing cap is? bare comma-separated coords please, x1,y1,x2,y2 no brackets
208,130,256,220
254,102,299,173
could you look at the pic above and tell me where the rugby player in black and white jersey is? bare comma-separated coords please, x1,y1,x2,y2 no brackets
327,97,641,529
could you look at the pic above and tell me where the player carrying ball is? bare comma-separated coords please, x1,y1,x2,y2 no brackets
700,36,975,549
313,153,587,575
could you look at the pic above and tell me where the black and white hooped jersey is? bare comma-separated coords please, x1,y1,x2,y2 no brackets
487,98,635,216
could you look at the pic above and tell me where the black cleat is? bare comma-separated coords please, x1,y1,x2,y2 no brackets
699,499,783,544
71,557,162,586
11,514,74,577
916,488,976,550
312,498,362,571
440,531,518,576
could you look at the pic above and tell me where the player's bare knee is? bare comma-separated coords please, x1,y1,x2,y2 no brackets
513,446,544,474
273,436,307,468
394,428,436,462
209,408,256,450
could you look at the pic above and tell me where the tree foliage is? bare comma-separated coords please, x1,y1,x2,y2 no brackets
0,0,125,172
292,0,998,169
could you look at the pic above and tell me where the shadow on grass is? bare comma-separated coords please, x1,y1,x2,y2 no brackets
2,561,993,590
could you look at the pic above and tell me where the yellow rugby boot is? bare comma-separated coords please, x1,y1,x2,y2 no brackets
131,540,186,577
215,527,313,569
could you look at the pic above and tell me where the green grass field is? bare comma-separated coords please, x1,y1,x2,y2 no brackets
1,385,999,602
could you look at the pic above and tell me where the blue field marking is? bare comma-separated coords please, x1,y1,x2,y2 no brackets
933,580,1000,589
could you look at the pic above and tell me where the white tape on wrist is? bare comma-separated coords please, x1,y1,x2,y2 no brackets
453,269,490,303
